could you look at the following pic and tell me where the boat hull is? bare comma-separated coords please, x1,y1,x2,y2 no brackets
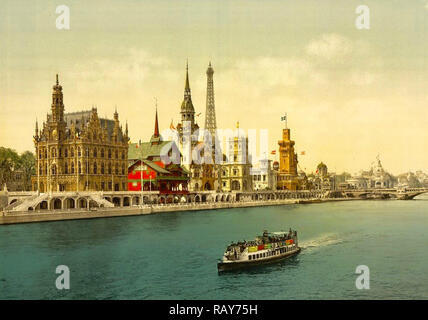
217,247,301,273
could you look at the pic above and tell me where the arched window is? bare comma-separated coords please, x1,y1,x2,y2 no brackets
64,148,68,158
44,149,47,158
78,162,81,174
51,148,56,158
94,148,97,158
115,150,118,159
93,162,97,174
115,164,118,175
78,147,81,157
93,132,97,141
59,148,62,158
71,162,75,174
108,149,112,159
101,162,105,174
121,151,125,160
39,165,43,175
101,148,105,158
108,163,112,174
51,164,56,175
65,163,68,174
121,164,125,175
71,147,74,157
39,151,42,159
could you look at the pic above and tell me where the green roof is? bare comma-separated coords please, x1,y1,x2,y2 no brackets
128,141,174,161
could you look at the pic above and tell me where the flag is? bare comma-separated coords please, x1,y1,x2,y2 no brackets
170,120,176,130
281,114,287,121
196,112,202,117
301,151,305,155
271,150,276,155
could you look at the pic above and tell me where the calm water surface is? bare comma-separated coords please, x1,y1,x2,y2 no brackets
1,196,428,299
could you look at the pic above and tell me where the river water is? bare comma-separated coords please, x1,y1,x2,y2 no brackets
1,196,428,299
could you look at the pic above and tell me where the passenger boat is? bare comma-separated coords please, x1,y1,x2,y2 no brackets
217,229,300,272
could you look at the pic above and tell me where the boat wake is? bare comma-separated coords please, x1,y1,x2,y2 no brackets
300,233,343,251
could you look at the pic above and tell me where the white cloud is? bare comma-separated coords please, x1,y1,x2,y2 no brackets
349,71,380,86
306,33,353,61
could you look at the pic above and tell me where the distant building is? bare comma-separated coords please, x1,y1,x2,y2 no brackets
252,159,277,191
370,157,393,188
8,169,27,191
277,127,300,190
127,110,189,194
32,75,129,192
341,157,395,190
220,122,253,192
307,162,335,190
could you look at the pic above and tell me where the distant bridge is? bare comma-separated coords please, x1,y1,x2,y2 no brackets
331,188,428,200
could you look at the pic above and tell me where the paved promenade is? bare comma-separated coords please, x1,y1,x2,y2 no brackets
0,197,354,225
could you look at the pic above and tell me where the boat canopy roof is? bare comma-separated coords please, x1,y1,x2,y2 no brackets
271,231,288,235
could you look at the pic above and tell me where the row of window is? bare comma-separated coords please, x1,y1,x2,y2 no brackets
253,175,267,181
38,162,126,175
248,246,293,260
38,147,125,160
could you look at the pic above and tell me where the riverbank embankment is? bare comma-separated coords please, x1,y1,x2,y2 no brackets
0,197,356,225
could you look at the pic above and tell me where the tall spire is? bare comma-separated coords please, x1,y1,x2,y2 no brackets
34,119,39,138
184,60,191,97
205,62,217,139
150,100,162,144
56,74,59,85
154,105,159,138
180,61,195,113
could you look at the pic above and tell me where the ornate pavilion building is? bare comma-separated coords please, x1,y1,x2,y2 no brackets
127,109,189,193
32,75,129,192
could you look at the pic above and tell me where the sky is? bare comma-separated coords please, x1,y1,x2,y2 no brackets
1,0,428,175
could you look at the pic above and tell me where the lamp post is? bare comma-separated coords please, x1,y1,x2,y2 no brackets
140,148,143,207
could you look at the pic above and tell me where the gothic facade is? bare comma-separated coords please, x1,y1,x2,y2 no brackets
31,75,129,192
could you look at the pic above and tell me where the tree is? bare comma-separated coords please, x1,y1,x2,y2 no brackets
0,147,20,188
0,147,35,191
18,151,36,190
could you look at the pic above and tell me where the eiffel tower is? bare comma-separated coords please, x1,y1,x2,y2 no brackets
204,62,217,140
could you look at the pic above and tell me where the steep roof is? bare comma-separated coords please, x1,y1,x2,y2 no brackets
128,141,174,161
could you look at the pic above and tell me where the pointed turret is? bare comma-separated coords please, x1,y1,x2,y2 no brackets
154,108,159,137
181,61,195,113
184,61,191,97
150,107,162,145
51,74,65,123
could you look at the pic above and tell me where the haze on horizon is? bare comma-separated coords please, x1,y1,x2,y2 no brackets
1,0,428,175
